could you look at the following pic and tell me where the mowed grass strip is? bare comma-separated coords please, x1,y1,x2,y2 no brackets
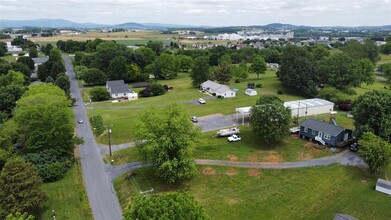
114,165,391,220
38,161,92,220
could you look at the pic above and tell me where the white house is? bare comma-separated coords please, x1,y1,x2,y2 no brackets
200,80,236,98
376,179,391,195
283,98,334,117
106,80,138,100
245,88,257,96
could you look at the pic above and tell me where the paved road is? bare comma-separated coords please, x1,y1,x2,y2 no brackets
108,150,367,180
64,55,122,220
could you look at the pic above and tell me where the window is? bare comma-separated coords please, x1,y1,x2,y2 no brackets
304,127,308,133
324,133,331,140
312,130,316,135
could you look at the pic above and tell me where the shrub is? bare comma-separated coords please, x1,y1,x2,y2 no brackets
318,87,349,103
23,149,73,182
277,89,283,94
212,93,216,96
150,83,166,96
139,88,152,97
90,87,111,101
90,115,105,136
337,100,352,111
255,83,262,88
235,79,240,83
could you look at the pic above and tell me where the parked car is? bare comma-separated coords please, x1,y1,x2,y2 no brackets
198,98,206,104
228,134,241,142
349,142,360,152
77,118,84,124
191,116,198,122
290,127,300,134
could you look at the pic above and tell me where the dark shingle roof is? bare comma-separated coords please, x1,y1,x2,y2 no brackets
300,119,346,136
107,80,130,94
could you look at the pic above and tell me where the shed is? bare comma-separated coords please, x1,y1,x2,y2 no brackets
299,119,353,146
245,89,257,96
375,179,391,195
284,98,334,117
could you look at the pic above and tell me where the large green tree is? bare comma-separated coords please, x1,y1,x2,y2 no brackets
0,42,7,57
13,84,74,153
107,56,127,80
352,90,391,141
358,132,391,173
214,59,233,84
190,56,210,87
382,62,391,86
123,192,210,220
0,157,46,218
82,68,107,85
16,57,35,71
250,95,291,143
152,53,180,79
54,73,71,96
135,105,200,184
277,46,318,96
89,87,111,101
341,39,379,63
179,55,193,72
250,55,267,79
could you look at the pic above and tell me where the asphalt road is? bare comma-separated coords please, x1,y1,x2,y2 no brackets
64,55,122,220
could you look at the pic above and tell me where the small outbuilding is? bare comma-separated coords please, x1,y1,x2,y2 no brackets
299,119,353,146
106,80,138,100
375,179,391,195
284,98,334,117
245,88,257,96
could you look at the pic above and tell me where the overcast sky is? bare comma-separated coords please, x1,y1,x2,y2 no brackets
1,0,390,26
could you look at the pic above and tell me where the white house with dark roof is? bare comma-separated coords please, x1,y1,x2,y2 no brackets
200,80,236,98
106,80,138,100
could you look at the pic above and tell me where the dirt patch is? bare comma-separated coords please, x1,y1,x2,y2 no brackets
299,152,313,160
248,169,261,177
202,167,216,175
264,153,283,162
226,168,237,176
227,154,238,161
261,90,275,95
247,155,258,162
361,179,368,184
227,198,239,205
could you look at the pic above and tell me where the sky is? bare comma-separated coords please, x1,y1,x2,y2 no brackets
0,0,390,26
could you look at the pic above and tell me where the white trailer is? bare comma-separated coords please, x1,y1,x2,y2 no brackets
216,127,240,137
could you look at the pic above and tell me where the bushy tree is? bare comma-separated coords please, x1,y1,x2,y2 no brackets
146,40,164,55
190,56,210,87
29,47,38,58
90,87,111,101
135,105,200,183
250,95,291,143
0,157,46,218
54,73,71,96
250,55,267,79
277,46,318,96
150,83,166,96
358,132,391,173
341,39,379,63
107,56,127,80
214,59,233,84
37,64,48,82
179,55,193,72
0,42,7,57
11,63,31,78
82,68,107,85
16,57,35,71
352,90,391,141
382,62,391,86
152,53,180,79
123,192,210,220
6,212,35,220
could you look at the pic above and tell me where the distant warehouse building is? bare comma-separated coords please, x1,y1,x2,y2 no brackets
284,98,334,117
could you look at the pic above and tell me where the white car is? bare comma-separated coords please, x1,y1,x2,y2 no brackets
228,135,241,142
290,127,300,134
77,118,84,124
191,116,198,122
198,98,206,104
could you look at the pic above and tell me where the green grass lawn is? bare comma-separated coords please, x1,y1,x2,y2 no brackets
114,164,391,220
37,161,92,220
107,126,334,165
378,53,391,65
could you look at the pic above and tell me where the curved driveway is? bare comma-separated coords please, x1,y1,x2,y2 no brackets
64,55,122,220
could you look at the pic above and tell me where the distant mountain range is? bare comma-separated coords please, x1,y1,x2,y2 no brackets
0,19,390,30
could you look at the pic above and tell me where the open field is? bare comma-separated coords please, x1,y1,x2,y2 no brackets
37,162,92,220
114,164,391,220
378,53,391,65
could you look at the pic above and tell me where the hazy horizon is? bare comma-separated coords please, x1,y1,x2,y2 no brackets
1,0,390,27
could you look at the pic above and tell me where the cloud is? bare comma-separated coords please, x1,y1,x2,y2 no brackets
0,0,390,26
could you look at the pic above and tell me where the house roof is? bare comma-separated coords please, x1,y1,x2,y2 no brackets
201,80,232,93
377,179,391,190
284,98,334,110
300,119,347,136
106,80,131,94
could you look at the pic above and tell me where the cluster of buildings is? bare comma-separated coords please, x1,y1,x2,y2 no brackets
203,31,294,41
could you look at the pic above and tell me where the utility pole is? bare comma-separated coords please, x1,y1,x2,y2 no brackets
108,125,112,156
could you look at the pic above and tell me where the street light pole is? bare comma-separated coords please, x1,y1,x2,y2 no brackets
108,125,112,156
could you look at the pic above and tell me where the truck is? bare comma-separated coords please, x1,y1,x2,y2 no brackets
216,127,240,137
